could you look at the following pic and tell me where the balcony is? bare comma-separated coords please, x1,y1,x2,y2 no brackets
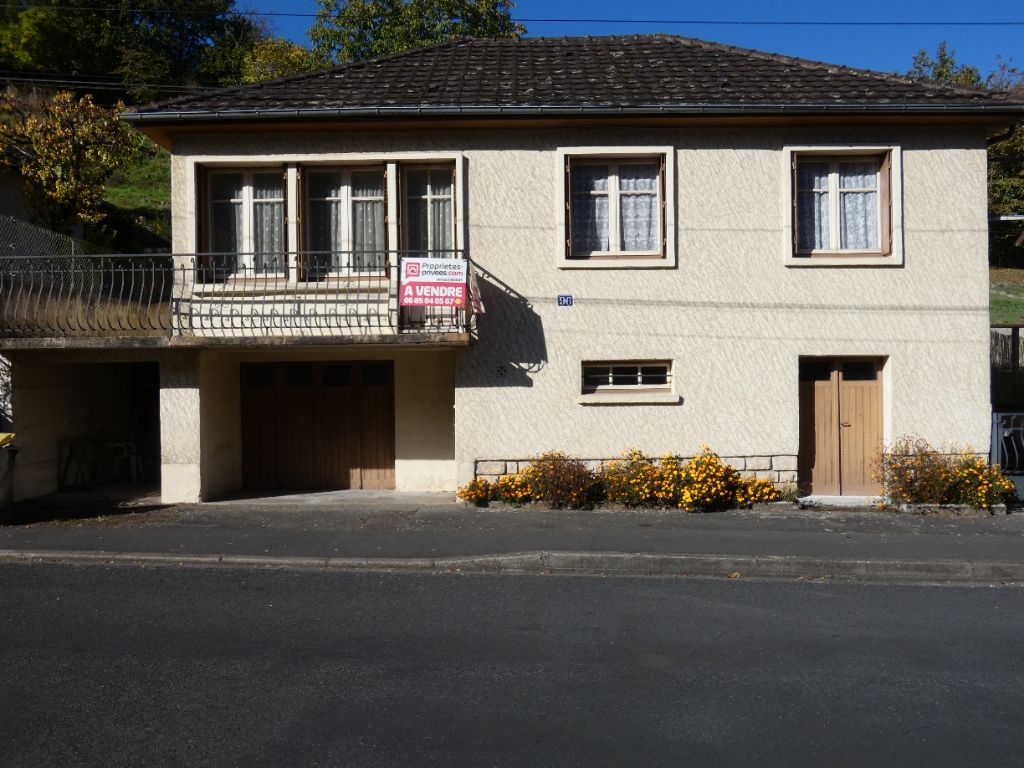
0,251,476,348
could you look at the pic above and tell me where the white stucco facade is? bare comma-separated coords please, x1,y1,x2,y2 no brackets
5,121,992,502
161,123,989,492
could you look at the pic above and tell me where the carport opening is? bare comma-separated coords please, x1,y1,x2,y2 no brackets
54,361,161,500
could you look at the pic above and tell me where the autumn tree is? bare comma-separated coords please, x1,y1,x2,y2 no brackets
310,0,524,63
0,90,145,233
241,37,323,83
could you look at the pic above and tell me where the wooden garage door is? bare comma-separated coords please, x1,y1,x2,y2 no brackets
241,362,395,491
798,358,883,496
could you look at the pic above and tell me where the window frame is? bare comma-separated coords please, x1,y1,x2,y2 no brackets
783,145,903,267
301,164,388,278
190,153,465,285
400,163,457,254
205,167,287,275
578,359,681,405
556,147,676,269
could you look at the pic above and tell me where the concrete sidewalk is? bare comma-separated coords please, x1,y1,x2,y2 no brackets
2,492,1023,583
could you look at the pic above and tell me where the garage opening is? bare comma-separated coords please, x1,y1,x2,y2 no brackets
241,361,395,491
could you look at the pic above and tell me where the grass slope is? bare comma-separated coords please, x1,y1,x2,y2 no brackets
99,138,171,252
991,268,1024,324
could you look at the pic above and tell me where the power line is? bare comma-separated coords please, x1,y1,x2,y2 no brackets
0,73,224,92
2,5,1024,26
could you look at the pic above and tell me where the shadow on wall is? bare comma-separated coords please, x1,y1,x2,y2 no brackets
0,355,11,431
460,266,546,388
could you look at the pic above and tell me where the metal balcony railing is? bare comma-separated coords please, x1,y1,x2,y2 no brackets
0,250,474,339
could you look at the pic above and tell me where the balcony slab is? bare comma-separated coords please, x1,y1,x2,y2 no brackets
0,332,471,350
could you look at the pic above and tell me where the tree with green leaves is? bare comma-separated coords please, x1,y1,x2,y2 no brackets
0,0,264,102
908,43,1024,266
907,41,983,87
309,0,524,64
0,90,145,232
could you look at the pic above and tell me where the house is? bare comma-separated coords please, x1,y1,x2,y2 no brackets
3,34,1023,503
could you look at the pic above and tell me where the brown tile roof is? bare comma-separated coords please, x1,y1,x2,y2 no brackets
125,35,1024,122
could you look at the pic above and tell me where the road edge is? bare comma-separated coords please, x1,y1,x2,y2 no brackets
1,548,1022,585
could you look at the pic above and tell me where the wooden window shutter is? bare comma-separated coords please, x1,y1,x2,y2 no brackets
382,165,389,250
281,166,290,276
659,154,667,256
295,165,307,281
195,165,211,279
791,154,800,255
879,152,893,256
396,164,405,251
564,156,573,259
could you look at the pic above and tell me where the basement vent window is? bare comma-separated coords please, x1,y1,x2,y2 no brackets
579,361,679,405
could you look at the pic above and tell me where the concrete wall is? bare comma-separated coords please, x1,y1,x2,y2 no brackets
394,350,455,491
170,124,992,486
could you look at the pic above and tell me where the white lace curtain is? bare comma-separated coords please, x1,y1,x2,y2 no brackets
797,161,878,251
307,170,386,272
405,169,454,254
571,163,658,254
620,165,658,251
252,173,284,273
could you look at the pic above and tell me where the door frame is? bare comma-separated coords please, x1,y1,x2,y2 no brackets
239,360,396,491
798,355,888,496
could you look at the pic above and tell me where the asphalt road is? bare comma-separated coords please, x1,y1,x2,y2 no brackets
1,565,1022,767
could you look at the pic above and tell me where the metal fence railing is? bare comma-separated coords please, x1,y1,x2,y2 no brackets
992,412,1024,474
0,250,473,338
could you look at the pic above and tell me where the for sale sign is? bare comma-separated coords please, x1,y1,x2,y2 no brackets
400,258,468,308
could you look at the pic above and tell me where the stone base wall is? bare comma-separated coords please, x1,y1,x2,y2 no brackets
475,455,799,488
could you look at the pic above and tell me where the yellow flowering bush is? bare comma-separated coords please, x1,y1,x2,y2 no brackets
677,447,745,511
456,477,493,507
736,477,782,506
600,448,780,510
601,449,660,507
493,472,534,505
876,436,1015,508
951,454,1015,509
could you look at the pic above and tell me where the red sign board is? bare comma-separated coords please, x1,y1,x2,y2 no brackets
400,258,468,308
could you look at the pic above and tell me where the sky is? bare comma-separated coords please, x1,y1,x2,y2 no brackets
239,0,1024,79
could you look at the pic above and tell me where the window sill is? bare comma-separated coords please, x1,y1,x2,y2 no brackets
785,255,903,268
559,257,674,270
578,391,681,405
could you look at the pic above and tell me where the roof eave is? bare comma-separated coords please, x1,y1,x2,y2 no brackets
122,102,1024,124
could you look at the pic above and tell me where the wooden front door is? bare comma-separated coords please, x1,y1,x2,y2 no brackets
798,358,883,496
241,362,395,491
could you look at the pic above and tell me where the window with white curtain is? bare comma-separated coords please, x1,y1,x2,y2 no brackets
304,166,386,277
207,169,285,274
568,159,663,259
794,154,891,255
403,165,455,255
